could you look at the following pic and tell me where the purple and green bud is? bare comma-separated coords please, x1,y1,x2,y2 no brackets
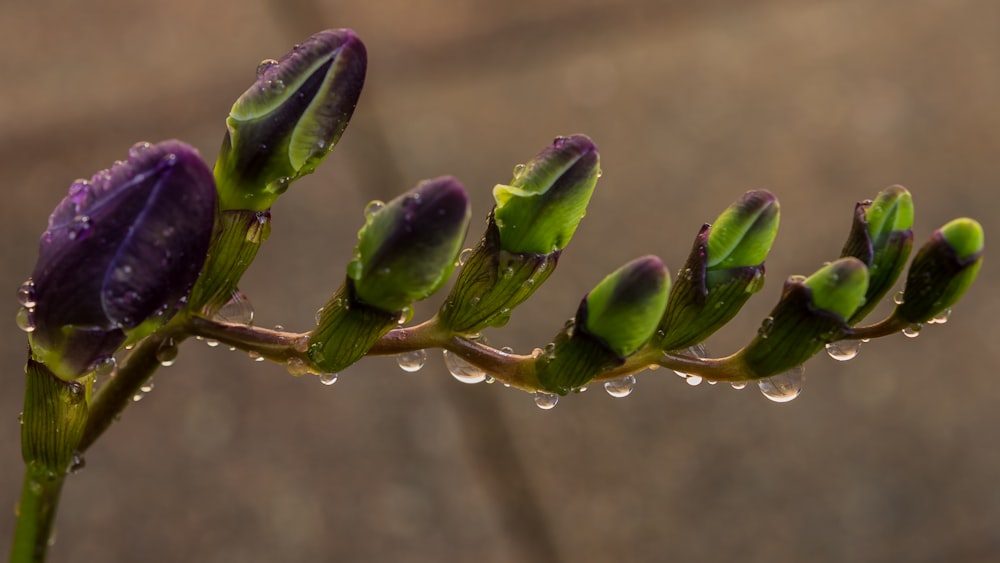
895,218,984,324
27,141,216,380
840,185,914,323
738,258,869,378
655,190,778,351
214,29,367,211
438,135,600,334
536,256,669,395
493,135,600,254
309,177,470,373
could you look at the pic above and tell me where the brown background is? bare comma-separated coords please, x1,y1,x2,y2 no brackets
2,1,999,561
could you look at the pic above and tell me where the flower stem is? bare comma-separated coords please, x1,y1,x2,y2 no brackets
10,464,65,563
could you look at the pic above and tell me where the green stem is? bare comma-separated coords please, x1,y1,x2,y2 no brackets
10,465,65,563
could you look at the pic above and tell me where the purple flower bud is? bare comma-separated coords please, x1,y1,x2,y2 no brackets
27,140,216,380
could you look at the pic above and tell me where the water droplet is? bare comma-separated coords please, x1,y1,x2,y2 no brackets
364,200,385,219
500,346,514,354
248,350,265,362
293,336,310,354
443,350,486,384
501,267,514,279
902,324,922,338
319,372,339,386
757,316,774,338
314,307,325,325
730,381,748,390
533,392,559,410
522,278,535,289
15,307,35,333
397,306,413,326
256,58,279,77
94,357,117,377
457,248,474,266
68,215,92,240
893,290,905,305
758,365,805,403
264,78,285,93
156,338,178,366
604,375,636,398
512,163,527,178
204,339,220,348
397,349,427,373
17,279,36,308
347,259,363,280
140,378,154,393
929,309,952,325
17,412,23,425
68,452,86,475
825,340,862,361
127,141,152,158
286,357,311,377
213,289,254,325
685,375,703,386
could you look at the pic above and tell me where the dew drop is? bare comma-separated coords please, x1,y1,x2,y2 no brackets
264,78,285,92
204,339,220,348
285,357,311,377
213,289,254,325
293,336,310,354
18,412,24,425
512,163,527,178
457,248,474,266
929,309,952,325
533,392,559,410
500,346,514,354
315,307,325,325
140,378,154,393
256,58,279,77
501,267,514,279
397,306,413,326
248,350,265,362
397,349,427,373
155,337,178,367
67,215,92,240
347,259,364,280
604,375,636,398
443,350,486,384
902,324,922,338
757,316,775,338
825,340,862,361
319,373,339,386
17,279,36,308
68,452,86,475
685,375,703,386
758,365,805,403
128,141,152,158
94,357,117,377
893,290,905,305
15,307,35,333
364,200,385,219
730,381,748,390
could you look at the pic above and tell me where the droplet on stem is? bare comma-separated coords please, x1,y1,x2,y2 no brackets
825,340,862,361
319,373,339,386
758,365,805,403
397,349,427,373
443,350,486,384
604,375,636,398
533,392,559,410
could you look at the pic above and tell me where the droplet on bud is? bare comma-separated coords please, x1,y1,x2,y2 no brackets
604,375,636,398
457,248,474,266
319,372,339,386
825,340,862,361
214,289,255,325
15,307,35,333
757,365,804,403
928,309,952,325
397,349,427,373
730,381,748,390
363,200,385,219
443,350,486,384
533,392,559,410
17,279,36,308
155,337,179,367
902,324,922,338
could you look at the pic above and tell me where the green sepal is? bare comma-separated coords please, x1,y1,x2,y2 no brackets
895,218,984,324
308,281,399,373
437,211,558,334
22,356,88,474
187,209,271,316
535,322,624,395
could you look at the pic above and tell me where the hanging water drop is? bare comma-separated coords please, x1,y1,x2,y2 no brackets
363,200,385,219
94,357,117,377
825,340,862,361
68,452,86,475
604,375,636,398
319,373,339,386
140,378,154,393
443,350,486,384
902,324,922,338
248,350,265,362
17,279,36,308
758,365,805,403
397,349,427,373
757,316,775,338
893,290,905,305
533,392,559,410
204,339,220,348
512,163,527,178
397,306,413,326
730,381,748,390
156,337,178,367
929,309,952,325
457,248,473,266
214,289,254,325
286,357,311,377
15,307,35,333
315,307,325,325
685,375,703,386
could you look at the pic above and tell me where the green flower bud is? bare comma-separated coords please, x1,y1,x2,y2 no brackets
895,218,984,324
655,190,779,351
351,177,471,312
840,185,914,323
536,256,669,394
214,29,367,211
738,258,869,378
493,135,600,254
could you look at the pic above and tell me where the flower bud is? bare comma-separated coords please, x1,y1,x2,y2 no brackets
493,134,600,254
351,177,471,312
655,190,778,351
738,258,869,378
895,218,984,324
840,185,914,323
214,29,367,211
536,256,669,395
27,141,216,380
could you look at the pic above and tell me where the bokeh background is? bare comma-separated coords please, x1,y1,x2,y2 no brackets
2,1,998,561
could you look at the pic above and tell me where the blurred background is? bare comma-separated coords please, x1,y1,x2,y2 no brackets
2,0,999,561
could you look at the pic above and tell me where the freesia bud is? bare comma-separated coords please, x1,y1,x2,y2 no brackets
309,177,470,373
536,256,670,395
840,185,914,323
895,218,984,324
27,141,216,380
493,134,600,254
655,190,778,351
738,258,869,378
214,28,367,211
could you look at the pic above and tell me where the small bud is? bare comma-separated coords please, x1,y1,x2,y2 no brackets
352,177,471,312
840,185,914,323
738,258,869,378
655,191,779,351
536,256,669,394
895,218,984,324
493,134,600,254
214,29,367,211
29,141,216,380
